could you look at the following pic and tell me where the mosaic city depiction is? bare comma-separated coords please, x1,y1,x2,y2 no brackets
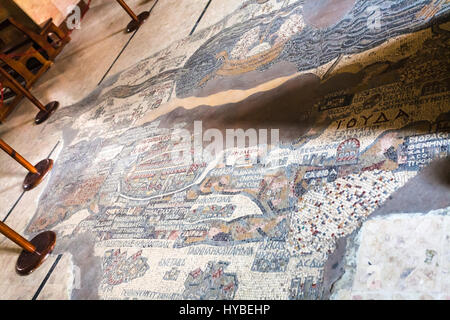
26,0,450,299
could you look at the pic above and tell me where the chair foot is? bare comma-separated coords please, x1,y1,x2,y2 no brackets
16,231,56,276
23,159,53,191
35,101,59,125
126,11,150,33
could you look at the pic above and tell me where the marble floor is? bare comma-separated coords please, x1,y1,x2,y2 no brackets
0,0,449,300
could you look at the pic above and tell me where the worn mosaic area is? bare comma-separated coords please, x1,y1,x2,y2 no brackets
331,207,450,300
25,0,450,299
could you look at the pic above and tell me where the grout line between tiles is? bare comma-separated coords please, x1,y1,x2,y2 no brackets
97,0,160,86
97,29,138,86
2,191,25,223
190,0,213,36
32,254,63,300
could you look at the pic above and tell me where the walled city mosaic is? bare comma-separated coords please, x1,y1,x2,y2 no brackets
25,0,450,299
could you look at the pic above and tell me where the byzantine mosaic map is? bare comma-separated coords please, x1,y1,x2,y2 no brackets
27,0,450,299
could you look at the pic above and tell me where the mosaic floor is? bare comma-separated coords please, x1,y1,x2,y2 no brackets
16,0,450,299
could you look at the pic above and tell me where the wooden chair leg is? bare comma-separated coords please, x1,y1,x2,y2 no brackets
116,0,150,33
0,139,53,190
0,66,59,124
0,222,56,276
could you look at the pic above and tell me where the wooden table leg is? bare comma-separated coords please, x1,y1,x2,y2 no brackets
0,67,59,125
0,139,53,191
116,0,150,33
0,222,56,276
